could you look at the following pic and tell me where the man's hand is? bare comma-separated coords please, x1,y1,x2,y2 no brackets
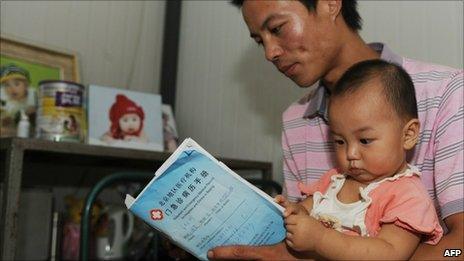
207,241,322,260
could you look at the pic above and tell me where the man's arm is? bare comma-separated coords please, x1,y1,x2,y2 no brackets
411,212,464,260
207,241,323,260
208,222,421,260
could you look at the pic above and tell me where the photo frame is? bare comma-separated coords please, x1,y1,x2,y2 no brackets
87,85,164,152
162,104,179,152
0,36,80,86
0,36,80,137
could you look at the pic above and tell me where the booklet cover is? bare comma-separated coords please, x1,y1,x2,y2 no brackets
125,138,285,260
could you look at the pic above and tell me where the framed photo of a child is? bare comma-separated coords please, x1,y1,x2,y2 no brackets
87,85,163,151
0,36,79,137
0,64,37,137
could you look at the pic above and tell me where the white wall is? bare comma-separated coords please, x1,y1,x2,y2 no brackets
175,1,463,183
176,1,305,183
0,1,165,93
360,1,463,69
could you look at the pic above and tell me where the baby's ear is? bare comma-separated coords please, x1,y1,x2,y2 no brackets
403,119,420,150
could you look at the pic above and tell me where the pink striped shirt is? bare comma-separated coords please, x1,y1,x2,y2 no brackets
282,43,463,221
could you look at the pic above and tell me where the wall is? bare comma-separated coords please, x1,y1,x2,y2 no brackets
0,1,166,211
0,1,165,93
177,1,305,182
360,1,463,69
175,1,463,183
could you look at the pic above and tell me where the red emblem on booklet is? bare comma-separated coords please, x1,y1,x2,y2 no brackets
150,209,163,221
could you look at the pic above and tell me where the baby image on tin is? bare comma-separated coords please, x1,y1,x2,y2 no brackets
87,85,163,151
35,80,85,142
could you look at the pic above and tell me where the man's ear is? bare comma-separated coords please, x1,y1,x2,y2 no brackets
403,119,420,150
318,0,342,21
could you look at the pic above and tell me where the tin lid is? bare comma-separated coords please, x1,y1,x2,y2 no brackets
38,80,85,89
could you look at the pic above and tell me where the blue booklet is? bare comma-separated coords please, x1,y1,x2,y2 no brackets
125,138,286,260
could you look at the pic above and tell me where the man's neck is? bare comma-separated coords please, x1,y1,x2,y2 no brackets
322,34,380,90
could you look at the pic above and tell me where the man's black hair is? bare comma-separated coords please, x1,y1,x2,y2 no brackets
231,0,362,31
331,59,418,120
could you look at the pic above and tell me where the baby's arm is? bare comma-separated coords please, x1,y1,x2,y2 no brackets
286,214,421,260
100,132,115,143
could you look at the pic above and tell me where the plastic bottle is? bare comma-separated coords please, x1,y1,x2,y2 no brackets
17,110,30,138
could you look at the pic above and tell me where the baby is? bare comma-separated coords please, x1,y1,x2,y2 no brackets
276,59,443,260
101,94,148,143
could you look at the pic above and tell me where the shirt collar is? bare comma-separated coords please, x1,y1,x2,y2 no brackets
303,43,403,120
371,42,403,65
303,85,329,120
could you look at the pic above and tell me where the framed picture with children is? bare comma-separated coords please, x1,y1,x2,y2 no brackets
87,85,163,151
0,36,79,137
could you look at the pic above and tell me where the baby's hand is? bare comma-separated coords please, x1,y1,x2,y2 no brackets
124,135,139,141
101,135,115,144
285,214,325,252
274,194,288,207
274,195,308,217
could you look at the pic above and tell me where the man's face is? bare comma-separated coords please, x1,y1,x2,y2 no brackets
328,81,408,184
119,113,141,134
3,79,28,101
242,0,340,87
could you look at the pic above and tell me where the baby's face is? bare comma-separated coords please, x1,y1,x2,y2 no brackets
119,113,141,134
328,82,408,184
3,79,28,101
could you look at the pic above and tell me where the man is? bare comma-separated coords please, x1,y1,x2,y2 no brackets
208,0,463,259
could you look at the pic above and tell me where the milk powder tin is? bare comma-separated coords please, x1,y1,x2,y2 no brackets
36,80,85,142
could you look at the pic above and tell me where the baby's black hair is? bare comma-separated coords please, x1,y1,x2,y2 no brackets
331,59,418,120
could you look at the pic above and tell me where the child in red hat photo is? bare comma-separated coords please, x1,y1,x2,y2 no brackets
101,94,148,144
